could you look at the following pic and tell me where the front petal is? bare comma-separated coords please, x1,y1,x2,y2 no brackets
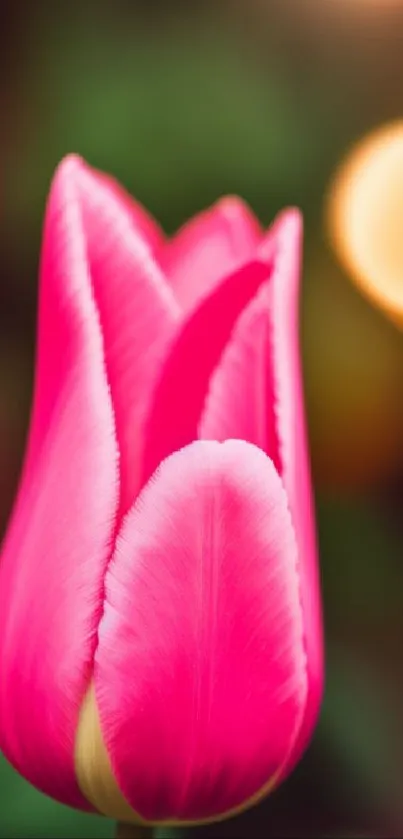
161,197,262,312
79,440,307,824
0,158,121,807
141,259,271,487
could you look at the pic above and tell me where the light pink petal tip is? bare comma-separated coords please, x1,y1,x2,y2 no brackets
162,196,262,312
95,440,308,823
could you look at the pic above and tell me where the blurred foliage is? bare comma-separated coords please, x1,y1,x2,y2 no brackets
2,2,403,838
4,15,336,256
303,244,403,491
319,498,403,627
0,755,113,839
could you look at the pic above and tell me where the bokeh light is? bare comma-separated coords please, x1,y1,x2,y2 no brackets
327,121,403,328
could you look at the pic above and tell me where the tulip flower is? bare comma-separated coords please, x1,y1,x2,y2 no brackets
0,155,323,830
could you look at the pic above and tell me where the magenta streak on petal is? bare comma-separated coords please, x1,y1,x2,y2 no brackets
94,440,308,823
199,279,281,473
141,260,271,488
161,197,262,313
0,157,121,808
261,210,323,777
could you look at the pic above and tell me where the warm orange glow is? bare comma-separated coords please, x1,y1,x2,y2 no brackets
327,121,403,328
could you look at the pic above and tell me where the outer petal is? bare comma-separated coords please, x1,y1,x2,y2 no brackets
141,259,271,488
52,156,180,514
161,197,262,312
92,440,307,824
262,211,323,774
0,158,121,807
199,210,323,777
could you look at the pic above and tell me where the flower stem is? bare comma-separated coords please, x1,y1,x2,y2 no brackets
115,822,153,838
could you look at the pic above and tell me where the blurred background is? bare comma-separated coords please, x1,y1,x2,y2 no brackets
1,1,403,836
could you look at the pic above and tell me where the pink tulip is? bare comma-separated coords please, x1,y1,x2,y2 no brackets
0,155,323,827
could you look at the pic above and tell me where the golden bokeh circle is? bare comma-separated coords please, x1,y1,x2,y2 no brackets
327,121,403,328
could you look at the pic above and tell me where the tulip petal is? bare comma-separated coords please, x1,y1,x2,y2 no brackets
261,210,323,774
199,279,280,471
0,158,122,807
94,168,165,256
162,197,262,312
57,156,180,513
199,211,323,775
141,259,271,487
94,440,307,823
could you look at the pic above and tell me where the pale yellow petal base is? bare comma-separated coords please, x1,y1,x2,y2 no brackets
74,682,280,828
75,685,140,824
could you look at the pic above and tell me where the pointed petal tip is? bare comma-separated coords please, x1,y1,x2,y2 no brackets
215,194,263,238
53,155,166,260
274,207,303,240
49,155,97,205
52,155,109,195
215,193,259,217
163,195,263,311
53,153,87,180
259,207,303,265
